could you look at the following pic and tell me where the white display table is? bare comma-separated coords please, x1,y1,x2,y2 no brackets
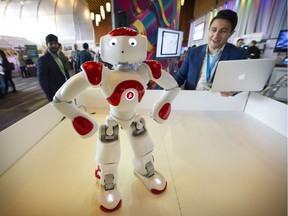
0,90,286,216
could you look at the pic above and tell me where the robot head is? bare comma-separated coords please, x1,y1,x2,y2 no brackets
100,27,147,65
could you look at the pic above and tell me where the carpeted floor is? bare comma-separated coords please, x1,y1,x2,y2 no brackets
0,71,48,131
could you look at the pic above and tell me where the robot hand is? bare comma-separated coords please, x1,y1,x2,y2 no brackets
71,113,98,138
150,87,180,124
53,98,98,138
150,101,171,124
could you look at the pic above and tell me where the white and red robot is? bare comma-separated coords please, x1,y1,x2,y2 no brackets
53,27,180,212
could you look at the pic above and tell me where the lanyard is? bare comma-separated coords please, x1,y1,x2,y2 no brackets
206,53,219,82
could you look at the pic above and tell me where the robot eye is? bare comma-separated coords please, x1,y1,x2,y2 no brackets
129,38,137,46
109,39,117,46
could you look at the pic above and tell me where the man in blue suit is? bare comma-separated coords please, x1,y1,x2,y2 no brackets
37,34,70,101
174,10,247,96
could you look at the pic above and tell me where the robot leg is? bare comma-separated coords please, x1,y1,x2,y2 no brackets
95,117,121,212
127,115,167,194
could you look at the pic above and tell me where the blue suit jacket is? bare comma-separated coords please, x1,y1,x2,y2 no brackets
77,50,93,70
174,43,247,90
37,52,70,101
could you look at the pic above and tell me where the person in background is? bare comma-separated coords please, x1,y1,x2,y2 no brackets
70,43,80,74
58,43,71,72
16,49,28,78
90,50,95,60
0,49,17,94
37,34,70,101
0,87,4,99
247,40,261,59
236,38,244,48
0,60,5,98
76,42,93,71
174,9,247,97
95,50,101,62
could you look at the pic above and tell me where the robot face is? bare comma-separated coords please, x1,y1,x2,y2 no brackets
100,28,147,65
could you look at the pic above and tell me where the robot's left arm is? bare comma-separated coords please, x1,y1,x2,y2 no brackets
145,60,180,124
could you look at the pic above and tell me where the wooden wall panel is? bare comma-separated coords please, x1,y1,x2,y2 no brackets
193,0,227,18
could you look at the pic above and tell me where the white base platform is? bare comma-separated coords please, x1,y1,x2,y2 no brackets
0,108,286,216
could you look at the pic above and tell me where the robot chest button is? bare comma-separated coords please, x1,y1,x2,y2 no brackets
107,80,145,106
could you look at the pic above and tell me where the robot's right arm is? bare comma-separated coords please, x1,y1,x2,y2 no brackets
53,61,104,138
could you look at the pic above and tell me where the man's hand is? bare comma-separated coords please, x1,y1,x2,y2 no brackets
220,91,239,97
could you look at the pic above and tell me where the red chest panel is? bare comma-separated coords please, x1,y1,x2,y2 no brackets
145,60,162,79
82,61,103,85
107,80,145,106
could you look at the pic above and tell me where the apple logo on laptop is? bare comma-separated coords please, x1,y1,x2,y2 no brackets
238,73,246,80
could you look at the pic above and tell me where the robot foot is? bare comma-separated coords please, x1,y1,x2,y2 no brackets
97,175,122,212
98,184,122,212
134,170,167,194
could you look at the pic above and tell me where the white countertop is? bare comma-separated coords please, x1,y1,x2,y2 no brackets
0,109,286,216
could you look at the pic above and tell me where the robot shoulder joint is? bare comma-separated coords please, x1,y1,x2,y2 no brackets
81,61,103,85
144,60,162,80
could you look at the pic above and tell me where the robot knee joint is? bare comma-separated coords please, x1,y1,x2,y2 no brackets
100,124,119,142
130,117,146,137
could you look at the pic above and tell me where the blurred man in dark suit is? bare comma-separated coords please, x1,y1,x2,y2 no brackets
37,34,70,101
247,40,261,59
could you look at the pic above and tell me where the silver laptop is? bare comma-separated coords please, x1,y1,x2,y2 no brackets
211,58,276,92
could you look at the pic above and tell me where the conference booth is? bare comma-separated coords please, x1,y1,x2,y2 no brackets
0,0,286,215
0,89,286,216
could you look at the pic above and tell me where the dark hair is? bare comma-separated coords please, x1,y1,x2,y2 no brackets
83,43,89,49
237,38,244,43
45,34,58,45
210,9,238,32
250,40,257,45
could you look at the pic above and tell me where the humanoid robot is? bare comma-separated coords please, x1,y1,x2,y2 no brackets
53,27,180,212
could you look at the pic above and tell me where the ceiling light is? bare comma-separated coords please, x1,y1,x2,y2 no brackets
96,14,101,25
100,5,105,20
90,12,94,20
106,2,111,12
